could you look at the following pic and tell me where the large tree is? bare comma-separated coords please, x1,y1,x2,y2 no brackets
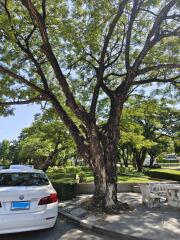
0,0,179,210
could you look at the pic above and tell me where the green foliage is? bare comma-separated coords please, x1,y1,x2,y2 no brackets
47,166,66,174
66,160,73,166
0,0,179,117
119,95,179,168
78,171,87,183
47,172,75,180
51,181,76,201
146,169,180,182
65,166,81,174
11,109,76,168
117,166,145,177
174,133,180,155
79,165,91,172
0,139,11,165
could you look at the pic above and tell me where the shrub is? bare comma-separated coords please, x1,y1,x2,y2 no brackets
66,160,73,166
118,166,136,173
65,166,81,174
150,164,161,169
79,171,87,183
48,172,75,180
146,170,180,182
51,181,76,201
47,166,66,174
79,165,90,172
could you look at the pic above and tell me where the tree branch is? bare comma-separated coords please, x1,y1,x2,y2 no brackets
139,8,157,17
90,0,128,116
0,65,47,94
125,0,140,70
41,0,46,21
138,64,180,75
133,0,177,70
105,72,126,78
21,0,89,124
105,24,126,68
132,75,180,87
3,1,50,91
101,82,113,98
47,93,91,161
0,96,46,106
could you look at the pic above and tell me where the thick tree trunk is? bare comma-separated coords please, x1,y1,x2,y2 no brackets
86,98,125,210
92,161,117,207
86,123,117,208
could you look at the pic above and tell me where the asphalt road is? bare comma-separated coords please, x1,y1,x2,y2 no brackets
0,216,113,240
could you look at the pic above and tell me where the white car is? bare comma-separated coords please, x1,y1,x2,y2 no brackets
0,166,58,234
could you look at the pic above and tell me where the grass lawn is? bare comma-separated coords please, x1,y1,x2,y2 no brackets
86,175,159,183
117,175,159,183
47,167,179,184
48,172,159,184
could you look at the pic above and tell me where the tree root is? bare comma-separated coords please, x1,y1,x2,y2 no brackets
80,197,134,215
105,201,134,214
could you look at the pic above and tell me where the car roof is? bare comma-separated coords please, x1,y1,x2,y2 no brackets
0,169,44,174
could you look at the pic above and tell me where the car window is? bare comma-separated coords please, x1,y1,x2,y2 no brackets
0,172,49,187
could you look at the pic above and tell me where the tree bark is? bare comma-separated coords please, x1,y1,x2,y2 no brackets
132,154,137,169
135,147,147,172
86,97,123,209
85,122,117,208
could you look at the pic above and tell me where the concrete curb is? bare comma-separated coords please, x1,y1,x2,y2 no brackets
58,209,145,240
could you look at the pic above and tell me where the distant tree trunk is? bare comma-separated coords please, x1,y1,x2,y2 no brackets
41,136,67,172
149,154,155,168
132,154,137,169
121,147,129,167
135,147,147,172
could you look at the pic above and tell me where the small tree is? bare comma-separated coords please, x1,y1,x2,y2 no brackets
0,139,11,165
120,96,180,171
17,110,75,171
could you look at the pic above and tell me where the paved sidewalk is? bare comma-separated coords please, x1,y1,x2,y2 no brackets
59,193,180,240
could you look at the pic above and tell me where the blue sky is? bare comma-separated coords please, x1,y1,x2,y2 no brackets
0,104,41,142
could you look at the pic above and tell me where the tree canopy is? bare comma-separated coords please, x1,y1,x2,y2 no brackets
119,95,180,170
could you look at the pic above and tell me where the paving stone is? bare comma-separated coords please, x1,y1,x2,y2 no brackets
70,207,87,217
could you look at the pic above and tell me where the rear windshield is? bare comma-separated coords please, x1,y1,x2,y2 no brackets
0,172,49,187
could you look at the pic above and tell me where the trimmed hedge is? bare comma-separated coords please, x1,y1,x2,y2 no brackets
51,181,76,201
48,172,75,179
146,170,180,182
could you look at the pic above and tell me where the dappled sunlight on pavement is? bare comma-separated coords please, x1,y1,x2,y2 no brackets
102,193,180,239
60,193,180,240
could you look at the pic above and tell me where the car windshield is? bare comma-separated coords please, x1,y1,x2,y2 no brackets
0,172,49,187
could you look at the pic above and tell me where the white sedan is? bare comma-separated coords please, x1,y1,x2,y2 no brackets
0,166,58,234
